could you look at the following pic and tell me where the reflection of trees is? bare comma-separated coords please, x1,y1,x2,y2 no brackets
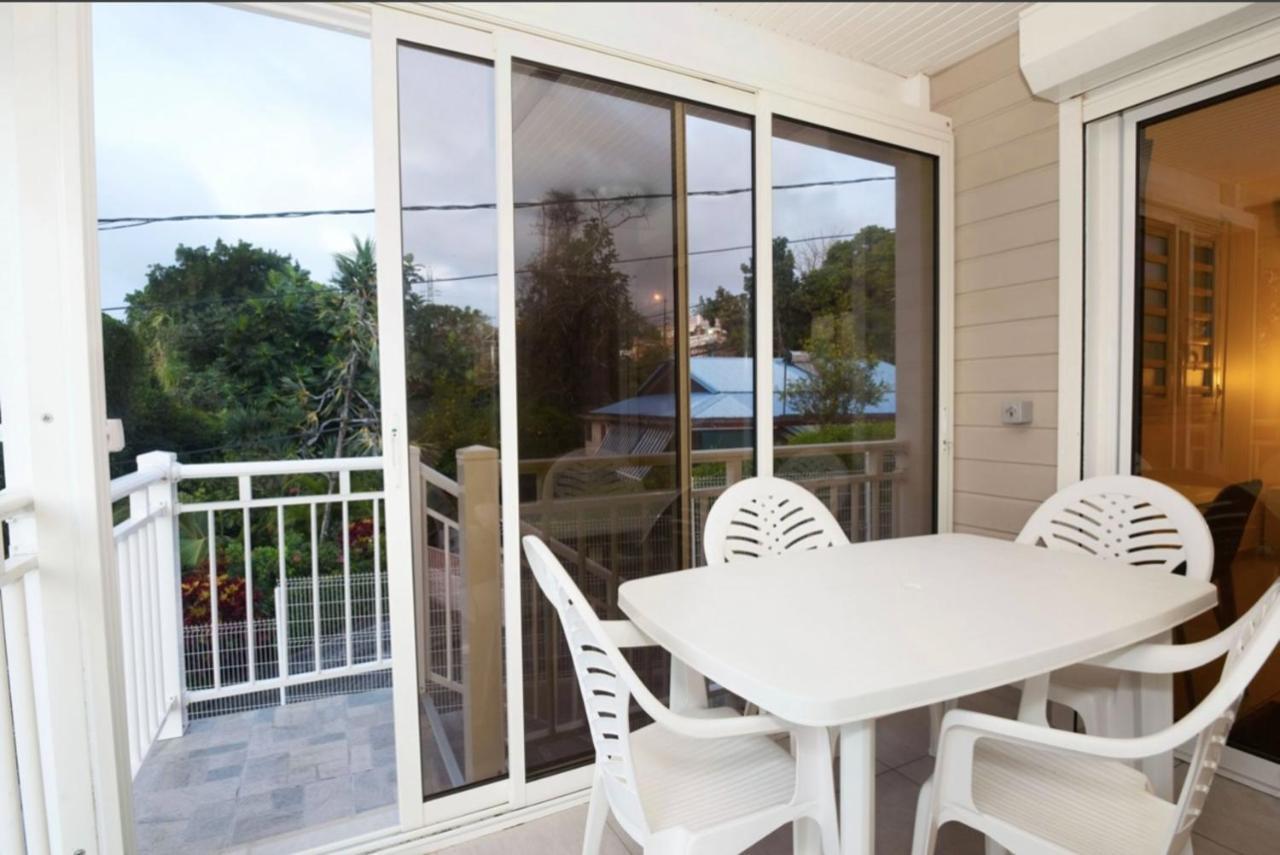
404,283,498,479
516,193,653,458
742,225,897,365
790,314,886,425
738,225,896,437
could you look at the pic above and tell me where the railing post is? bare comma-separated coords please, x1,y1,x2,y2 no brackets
274,585,287,707
456,445,504,783
724,455,742,487
137,451,186,740
865,448,881,542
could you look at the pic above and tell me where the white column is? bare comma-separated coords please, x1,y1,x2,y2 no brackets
138,452,186,740
0,3,134,852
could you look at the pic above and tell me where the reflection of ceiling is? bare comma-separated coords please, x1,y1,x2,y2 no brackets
1146,82,1280,192
702,2,1030,76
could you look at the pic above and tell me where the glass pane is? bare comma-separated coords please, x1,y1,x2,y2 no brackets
686,105,755,563
1135,79,1280,763
512,62,679,778
1144,261,1169,283
1145,233,1169,257
395,43,506,799
770,118,937,541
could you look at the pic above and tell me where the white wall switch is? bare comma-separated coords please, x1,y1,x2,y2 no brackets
1001,400,1033,426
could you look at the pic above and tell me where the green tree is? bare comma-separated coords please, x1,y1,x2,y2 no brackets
790,313,886,426
404,294,499,478
516,195,645,458
797,225,896,363
696,286,750,355
298,237,381,461
119,240,341,462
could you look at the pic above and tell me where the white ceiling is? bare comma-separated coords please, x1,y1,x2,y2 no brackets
702,3,1031,78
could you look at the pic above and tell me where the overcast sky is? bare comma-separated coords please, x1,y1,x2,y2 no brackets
93,3,900,327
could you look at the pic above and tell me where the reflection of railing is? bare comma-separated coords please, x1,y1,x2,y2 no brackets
1,489,47,852
517,439,908,744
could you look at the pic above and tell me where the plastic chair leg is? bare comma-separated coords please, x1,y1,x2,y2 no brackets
582,767,609,855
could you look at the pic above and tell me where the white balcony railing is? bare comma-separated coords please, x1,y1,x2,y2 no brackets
1,488,48,854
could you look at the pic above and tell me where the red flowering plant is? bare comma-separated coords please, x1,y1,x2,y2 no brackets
182,561,265,625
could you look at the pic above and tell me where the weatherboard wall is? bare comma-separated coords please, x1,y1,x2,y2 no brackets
932,35,1060,539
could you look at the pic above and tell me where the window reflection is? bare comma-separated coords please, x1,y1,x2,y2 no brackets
1135,79,1280,762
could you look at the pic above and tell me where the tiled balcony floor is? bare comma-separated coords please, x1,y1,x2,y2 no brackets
133,689,397,854
133,687,1280,854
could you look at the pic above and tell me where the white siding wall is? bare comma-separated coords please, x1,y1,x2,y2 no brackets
932,36,1059,539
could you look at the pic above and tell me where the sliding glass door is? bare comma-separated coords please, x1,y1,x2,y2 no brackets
371,5,945,826
770,119,937,541
1128,76,1280,770
1086,60,1280,792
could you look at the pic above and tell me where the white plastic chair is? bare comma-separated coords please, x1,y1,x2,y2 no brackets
702,476,848,566
523,535,841,855
1015,475,1214,738
912,578,1280,855
701,477,849,716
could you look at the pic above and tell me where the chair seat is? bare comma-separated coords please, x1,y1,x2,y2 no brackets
631,709,796,835
972,739,1176,855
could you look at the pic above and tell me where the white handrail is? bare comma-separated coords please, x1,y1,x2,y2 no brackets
176,456,384,479
0,488,46,852
108,468,166,502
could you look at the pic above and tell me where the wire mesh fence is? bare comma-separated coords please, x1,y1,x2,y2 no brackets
183,573,391,718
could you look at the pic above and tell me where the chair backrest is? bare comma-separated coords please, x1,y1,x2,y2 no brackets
1203,480,1261,624
1170,579,1280,851
522,535,650,837
1015,475,1213,581
702,476,849,565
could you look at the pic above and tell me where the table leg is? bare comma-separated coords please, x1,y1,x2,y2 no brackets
1139,668,1175,799
840,720,876,855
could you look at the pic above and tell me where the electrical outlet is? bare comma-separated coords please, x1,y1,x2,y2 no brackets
1001,400,1033,426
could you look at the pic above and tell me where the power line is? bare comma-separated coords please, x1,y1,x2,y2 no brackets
100,228,867,313
96,175,894,231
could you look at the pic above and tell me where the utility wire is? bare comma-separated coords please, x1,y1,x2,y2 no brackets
96,175,894,231
100,229,866,314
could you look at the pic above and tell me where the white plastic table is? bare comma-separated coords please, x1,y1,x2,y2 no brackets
618,533,1216,855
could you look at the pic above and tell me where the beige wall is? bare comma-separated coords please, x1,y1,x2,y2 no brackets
932,36,1059,539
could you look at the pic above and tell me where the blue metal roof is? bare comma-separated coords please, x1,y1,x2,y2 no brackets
591,357,895,422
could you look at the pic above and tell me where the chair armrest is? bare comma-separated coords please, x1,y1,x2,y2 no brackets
939,705,1209,764
1086,629,1235,675
599,620,784,738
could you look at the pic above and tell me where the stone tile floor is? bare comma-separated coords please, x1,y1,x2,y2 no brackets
133,686,1280,854
133,689,397,854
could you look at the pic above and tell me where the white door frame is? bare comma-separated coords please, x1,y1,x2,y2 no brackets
371,3,955,830
1079,56,1280,798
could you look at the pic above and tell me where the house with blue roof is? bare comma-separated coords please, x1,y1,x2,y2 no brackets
584,356,895,457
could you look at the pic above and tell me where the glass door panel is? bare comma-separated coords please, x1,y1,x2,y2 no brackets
770,119,937,542
512,61,682,778
1133,78,1280,764
394,41,507,800
686,105,756,565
